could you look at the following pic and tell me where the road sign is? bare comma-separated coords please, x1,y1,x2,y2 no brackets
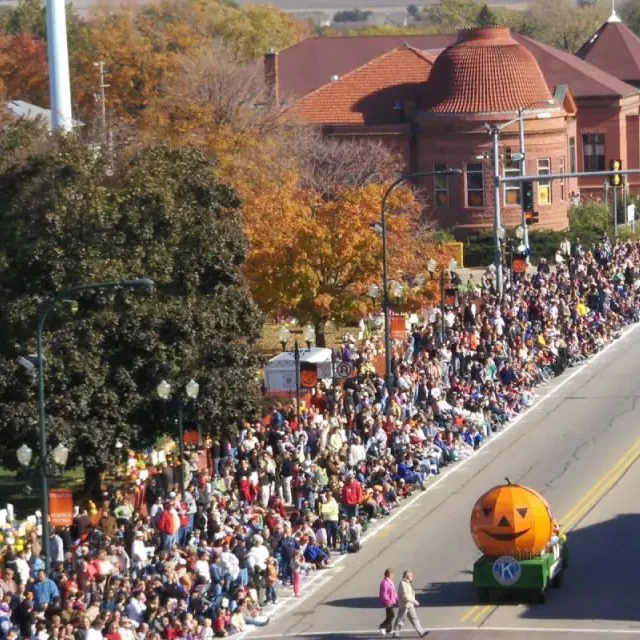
335,362,354,378
511,152,525,162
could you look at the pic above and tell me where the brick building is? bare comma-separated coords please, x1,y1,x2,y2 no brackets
268,17,640,232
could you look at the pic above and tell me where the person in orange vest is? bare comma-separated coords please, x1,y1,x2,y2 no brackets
157,500,180,550
341,473,363,520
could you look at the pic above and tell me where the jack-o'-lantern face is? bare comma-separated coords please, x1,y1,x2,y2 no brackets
300,369,318,388
470,479,553,557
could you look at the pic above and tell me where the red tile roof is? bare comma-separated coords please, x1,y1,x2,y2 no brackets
576,18,640,84
287,46,435,125
275,33,639,101
422,28,552,113
515,34,638,99
277,34,456,100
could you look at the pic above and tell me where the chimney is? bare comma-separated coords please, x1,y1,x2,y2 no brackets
264,48,279,109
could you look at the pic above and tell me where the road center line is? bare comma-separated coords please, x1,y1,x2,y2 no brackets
459,323,640,627
242,324,640,639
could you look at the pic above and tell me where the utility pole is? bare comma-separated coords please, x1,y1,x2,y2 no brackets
517,108,529,252
94,61,109,143
491,126,504,298
613,184,618,236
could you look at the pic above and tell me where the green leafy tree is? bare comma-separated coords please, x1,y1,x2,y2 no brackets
523,0,608,51
476,4,498,27
0,127,262,493
407,4,422,21
0,0,89,54
333,8,373,23
621,0,640,36
422,0,484,29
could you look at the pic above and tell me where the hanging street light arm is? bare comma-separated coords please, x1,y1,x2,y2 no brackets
379,169,462,387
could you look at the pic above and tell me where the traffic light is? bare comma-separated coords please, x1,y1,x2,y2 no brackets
525,211,540,225
522,180,534,212
610,159,622,187
505,147,512,164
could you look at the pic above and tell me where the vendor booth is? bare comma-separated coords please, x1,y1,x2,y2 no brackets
264,347,334,394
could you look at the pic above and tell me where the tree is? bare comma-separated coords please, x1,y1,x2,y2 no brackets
621,0,640,36
407,4,422,21
422,0,484,29
476,4,498,27
0,33,49,105
0,127,262,492
210,3,309,60
242,172,440,345
71,6,210,122
333,9,373,23
0,0,89,54
292,129,400,198
523,0,608,52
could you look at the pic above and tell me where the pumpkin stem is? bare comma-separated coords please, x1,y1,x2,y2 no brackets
505,477,511,485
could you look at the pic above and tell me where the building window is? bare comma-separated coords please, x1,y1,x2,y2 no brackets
503,153,521,206
560,156,566,201
434,163,449,207
583,133,605,171
569,137,576,173
538,158,551,205
466,163,484,207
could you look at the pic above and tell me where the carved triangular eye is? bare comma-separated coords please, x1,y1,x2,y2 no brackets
482,507,493,517
498,516,510,527
517,508,529,519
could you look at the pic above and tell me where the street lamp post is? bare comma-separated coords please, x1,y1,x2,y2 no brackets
35,277,153,574
517,100,554,252
157,379,200,497
500,226,525,295
487,105,554,297
428,258,457,345
379,169,462,387
330,349,338,409
278,325,315,422
490,126,505,298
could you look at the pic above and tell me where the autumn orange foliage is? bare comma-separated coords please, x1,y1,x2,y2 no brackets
0,33,48,105
241,172,442,329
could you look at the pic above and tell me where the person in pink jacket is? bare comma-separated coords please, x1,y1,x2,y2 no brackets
378,568,397,635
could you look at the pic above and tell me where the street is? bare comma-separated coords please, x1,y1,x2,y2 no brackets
244,321,640,640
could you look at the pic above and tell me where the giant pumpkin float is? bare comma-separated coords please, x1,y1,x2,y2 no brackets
470,478,557,557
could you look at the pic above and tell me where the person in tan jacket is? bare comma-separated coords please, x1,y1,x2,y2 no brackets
392,570,426,637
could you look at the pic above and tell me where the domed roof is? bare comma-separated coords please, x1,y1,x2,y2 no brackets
423,27,553,114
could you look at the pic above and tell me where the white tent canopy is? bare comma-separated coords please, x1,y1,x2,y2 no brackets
264,347,333,394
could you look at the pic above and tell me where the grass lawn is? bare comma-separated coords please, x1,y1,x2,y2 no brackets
0,467,84,521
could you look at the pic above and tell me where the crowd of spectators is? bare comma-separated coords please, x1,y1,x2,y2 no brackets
1,236,639,640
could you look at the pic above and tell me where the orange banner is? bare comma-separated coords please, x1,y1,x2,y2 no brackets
49,489,74,527
183,429,200,447
390,315,406,340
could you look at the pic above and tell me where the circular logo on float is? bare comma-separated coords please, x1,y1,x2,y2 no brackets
492,556,522,586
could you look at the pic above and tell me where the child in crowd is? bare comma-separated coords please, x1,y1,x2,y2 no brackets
264,559,278,605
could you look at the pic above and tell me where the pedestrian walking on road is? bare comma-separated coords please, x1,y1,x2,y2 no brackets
378,568,397,635
392,570,427,637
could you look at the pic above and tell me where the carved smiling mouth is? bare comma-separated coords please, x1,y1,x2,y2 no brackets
482,528,531,541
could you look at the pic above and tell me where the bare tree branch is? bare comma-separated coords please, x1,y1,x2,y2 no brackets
287,128,402,197
156,40,291,136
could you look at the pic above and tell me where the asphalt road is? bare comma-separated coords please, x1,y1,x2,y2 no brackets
242,320,640,640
